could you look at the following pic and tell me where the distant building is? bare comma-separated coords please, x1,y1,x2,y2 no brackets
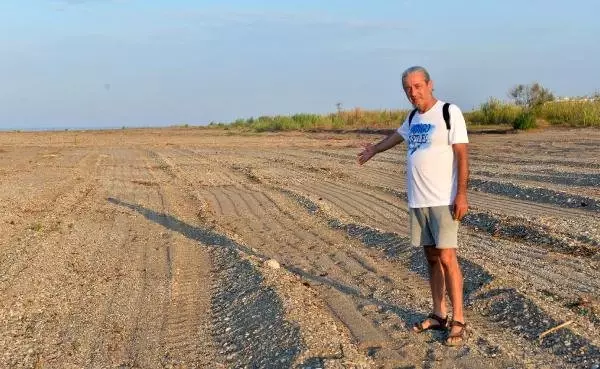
552,95,596,103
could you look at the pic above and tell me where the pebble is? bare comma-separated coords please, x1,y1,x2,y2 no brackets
362,304,379,313
265,259,281,269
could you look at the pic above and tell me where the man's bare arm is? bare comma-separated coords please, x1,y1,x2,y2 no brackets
357,132,404,165
373,131,404,153
452,143,469,220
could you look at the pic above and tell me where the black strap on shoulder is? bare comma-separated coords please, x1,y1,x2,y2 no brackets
408,109,418,126
442,103,451,130
408,103,451,130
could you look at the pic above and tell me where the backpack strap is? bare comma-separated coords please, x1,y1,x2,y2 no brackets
442,103,451,130
408,108,418,126
408,103,451,129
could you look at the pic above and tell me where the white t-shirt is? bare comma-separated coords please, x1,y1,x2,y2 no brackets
397,100,469,208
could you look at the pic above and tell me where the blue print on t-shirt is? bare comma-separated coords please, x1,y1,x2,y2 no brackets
408,123,435,155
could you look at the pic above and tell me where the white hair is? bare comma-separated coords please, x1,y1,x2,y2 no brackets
402,66,431,84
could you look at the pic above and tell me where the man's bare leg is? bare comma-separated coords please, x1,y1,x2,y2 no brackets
419,246,447,329
439,248,465,342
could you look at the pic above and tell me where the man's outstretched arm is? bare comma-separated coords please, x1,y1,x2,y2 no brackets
357,132,404,165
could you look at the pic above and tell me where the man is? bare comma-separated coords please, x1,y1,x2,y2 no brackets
357,66,469,346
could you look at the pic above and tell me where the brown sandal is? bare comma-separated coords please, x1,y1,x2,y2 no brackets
445,320,468,346
413,313,448,333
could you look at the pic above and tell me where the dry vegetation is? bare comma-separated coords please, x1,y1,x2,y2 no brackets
207,99,600,132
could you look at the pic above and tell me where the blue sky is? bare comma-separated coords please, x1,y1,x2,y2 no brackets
1,0,598,130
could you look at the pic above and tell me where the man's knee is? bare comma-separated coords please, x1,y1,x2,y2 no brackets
438,249,458,268
424,247,441,267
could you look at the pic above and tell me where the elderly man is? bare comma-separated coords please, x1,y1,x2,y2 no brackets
357,66,470,346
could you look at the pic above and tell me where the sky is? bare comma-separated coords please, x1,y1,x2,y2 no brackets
0,0,598,130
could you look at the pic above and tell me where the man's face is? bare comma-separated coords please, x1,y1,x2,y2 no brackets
403,71,434,110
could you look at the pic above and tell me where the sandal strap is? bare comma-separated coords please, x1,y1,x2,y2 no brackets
450,320,467,328
427,313,448,325
446,320,468,345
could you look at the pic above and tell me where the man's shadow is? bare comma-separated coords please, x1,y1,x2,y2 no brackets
107,197,427,324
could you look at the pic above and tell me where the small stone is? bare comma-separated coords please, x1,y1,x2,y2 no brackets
264,259,280,269
362,304,379,313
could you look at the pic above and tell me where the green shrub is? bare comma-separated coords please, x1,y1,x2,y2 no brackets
466,97,522,125
513,111,537,130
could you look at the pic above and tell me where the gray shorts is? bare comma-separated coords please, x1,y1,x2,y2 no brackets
409,206,459,249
